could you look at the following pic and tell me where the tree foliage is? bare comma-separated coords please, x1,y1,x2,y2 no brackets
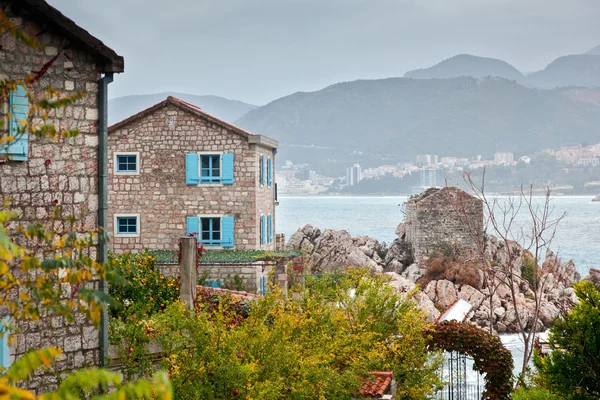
534,281,600,399
111,268,442,399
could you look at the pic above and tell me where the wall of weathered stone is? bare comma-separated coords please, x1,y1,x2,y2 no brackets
108,103,276,252
157,261,274,294
405,188,483,260
0,4,103,392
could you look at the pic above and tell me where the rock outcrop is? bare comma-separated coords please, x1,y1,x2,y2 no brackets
287,224,580,333
592,195,600,202
286,225,382,273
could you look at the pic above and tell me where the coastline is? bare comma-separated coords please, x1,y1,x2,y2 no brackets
280,193,598,199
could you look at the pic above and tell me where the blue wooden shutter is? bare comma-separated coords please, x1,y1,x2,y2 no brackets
0,317,10,370
185,154,199,185
261,215,266,245
267,158,272,187
222,216,234,248
186,216,199,240
260,155,265,185
222,153,234,185
1,85,29,161
268,215,273,243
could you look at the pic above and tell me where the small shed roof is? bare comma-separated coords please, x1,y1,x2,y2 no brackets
360,371,393,398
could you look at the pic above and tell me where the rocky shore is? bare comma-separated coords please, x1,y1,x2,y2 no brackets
287,224,581,333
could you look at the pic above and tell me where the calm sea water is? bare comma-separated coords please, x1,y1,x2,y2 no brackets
278,195,599,276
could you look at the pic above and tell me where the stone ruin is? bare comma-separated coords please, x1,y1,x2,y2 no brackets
401,187,484,262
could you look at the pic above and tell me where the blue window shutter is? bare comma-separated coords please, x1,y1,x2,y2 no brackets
261,215,266,245
1,85,29,161
186,216,199,240
267,158,272,187
222,216,234,248
1,317,10,370
185,154,199,185
260,156,265,185
222,153,234,185
268,215,273,243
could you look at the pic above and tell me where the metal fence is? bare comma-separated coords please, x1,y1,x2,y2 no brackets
430,352,483,400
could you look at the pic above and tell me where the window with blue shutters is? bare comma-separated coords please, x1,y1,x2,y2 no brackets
268,214,273,243
0,317,10,371
186,153,234,185
1,85,29,161
187,215,234,248
267,158,272,187
115,215,139,236
115,153,139,174
260,155,265,186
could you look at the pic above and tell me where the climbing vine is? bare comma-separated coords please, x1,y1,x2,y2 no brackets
427,321,514,399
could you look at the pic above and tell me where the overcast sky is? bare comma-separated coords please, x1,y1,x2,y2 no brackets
48,0,600,105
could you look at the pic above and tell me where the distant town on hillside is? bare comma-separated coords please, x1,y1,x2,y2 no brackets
276,142,600,196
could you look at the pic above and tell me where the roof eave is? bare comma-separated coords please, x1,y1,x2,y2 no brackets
249,135,279,150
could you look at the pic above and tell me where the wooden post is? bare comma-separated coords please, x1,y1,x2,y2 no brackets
180,237,197,309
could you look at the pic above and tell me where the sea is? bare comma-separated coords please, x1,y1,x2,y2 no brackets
277,195,599,382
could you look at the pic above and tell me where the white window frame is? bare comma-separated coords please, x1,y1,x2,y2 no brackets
198,151,224,187
114,152,140,175
114,213,141,238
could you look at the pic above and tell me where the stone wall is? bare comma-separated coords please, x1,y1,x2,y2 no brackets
108,103,276,252
404,187,483,261
0,4,103,392
157,261,275,294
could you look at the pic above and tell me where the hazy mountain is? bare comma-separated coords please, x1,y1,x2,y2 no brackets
524,55,600,89
585,45,600,55
236,77,600,171
109,92,257,125
404,54,523,81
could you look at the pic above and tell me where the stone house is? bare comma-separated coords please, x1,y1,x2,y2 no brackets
107,96,278,253
404,187,483,261
0,0,123,389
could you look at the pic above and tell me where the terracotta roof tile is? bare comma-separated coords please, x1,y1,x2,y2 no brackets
359,371,393,398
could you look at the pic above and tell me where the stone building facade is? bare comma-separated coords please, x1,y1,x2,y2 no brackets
0,0,123,391
404,187,483,261
107,96,278,253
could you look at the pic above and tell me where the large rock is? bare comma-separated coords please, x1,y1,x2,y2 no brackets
383,238,414,273
401,263,423,283
385,272,416,293
286,225,382,273
424,280,458,310
542,250,580,287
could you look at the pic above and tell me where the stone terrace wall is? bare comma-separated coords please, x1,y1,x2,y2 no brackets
157,261,275,294
108,103,276,252
405,188,483,261
0,4,103,392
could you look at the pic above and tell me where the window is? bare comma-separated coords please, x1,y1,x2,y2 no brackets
114,152,140,175
200,154,221,183
187,216,235,248
0,317,10,370
201,217,221,246
186,153,234,185
115,215,140,237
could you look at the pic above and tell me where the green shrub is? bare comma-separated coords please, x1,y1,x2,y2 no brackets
512,387,561,400
109,250,180,320
521,255,540,289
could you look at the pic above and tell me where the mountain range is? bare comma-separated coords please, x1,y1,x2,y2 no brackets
108,92,257,125
404,46,600,89
235,77,600,172
109,45,600,175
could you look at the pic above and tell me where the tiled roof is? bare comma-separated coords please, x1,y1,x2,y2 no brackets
108,96,278,149
359,371,393,398
16,0,124,73
197,286,260,301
